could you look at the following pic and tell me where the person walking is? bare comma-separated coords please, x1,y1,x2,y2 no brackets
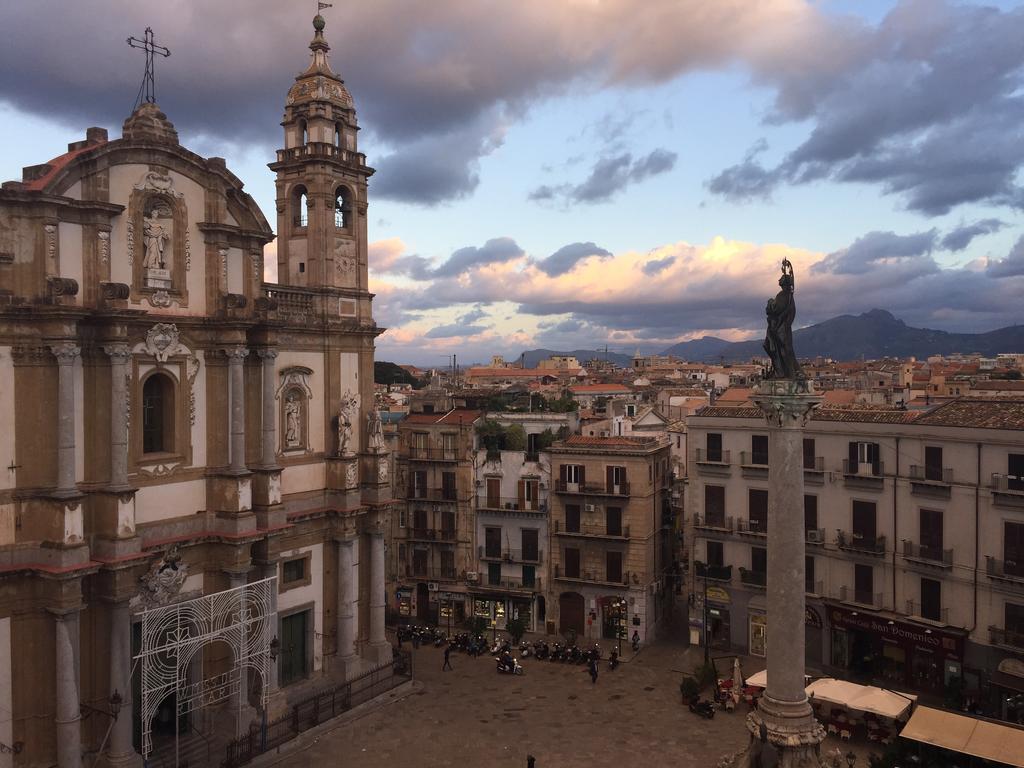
588,657,598,684
443,646,453,671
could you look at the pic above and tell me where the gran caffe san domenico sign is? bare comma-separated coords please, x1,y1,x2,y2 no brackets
829,604,964,658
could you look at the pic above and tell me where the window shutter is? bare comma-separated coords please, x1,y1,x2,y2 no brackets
606,465,614,491
517,480,526,510
560,464,567,483
848,441,859,469
579,465,586,485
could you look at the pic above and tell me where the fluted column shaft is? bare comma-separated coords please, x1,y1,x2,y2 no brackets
52,344,80,495
258,349,278,467
336,539,356,659
54,609,81,768
104,344,131,489
369,533,386,647
226,347,249,473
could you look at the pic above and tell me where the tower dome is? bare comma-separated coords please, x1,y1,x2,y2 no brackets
286,14,353,110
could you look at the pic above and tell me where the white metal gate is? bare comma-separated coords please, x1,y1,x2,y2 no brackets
135,576,278,759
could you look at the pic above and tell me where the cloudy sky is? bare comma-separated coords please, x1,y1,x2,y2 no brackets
2,0,1023,365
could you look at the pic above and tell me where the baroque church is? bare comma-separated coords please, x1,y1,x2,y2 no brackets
0,14,392,768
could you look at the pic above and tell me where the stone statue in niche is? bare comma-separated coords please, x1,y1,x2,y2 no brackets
143,199,174,289
284,395,301,448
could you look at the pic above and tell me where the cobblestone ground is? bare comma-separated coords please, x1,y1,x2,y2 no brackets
275,638,878,768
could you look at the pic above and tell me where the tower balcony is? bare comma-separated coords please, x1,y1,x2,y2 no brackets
273,142,368,168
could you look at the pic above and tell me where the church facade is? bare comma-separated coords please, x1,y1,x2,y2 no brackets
0,15,390,768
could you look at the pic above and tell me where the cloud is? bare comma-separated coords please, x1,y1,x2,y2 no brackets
432,237,524,278
940,219,1006,252
533,148,678,204
642,255,676,275
535,241,613,276
424,322,488,339
812,230,937,276
987,235,1024,278
371,237,525,280
708,1,1024,216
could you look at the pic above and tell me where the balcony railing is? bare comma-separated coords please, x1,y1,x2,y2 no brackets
478,546,543,564
275,142,368,166
909,465,953,484
480,576,543,592
477,496,545,513
989,626,1024,650
842,459,885,477
736,518,767,536
405,447,461,461
906,600,949,624
836,530,886,555
403,565,459,581
693,514,734,532
694,561,732,583
405,487,460,502
739,568,767,588
836,586,883,609
804,456,825,472
407,528,457,543
552,520,630,539
740,451,769,468
902,540,953,566
695,449,730,465
806,579,824,596
991,474,1024,494
986,556,1024,581
554,480,630,496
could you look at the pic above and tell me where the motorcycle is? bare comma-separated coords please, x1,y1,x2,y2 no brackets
549,643,563,662
608,650,619,670
688,698,716,719
496,656,524,675
534,642,549,660
519,641,532,658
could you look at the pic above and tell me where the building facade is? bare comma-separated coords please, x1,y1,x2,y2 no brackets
0,15,391,768
548,436,674,647
686,401,1024,719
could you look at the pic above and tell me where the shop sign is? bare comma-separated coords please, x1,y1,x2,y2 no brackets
829,606,963,658
437,591,466,602
805,607,822,628
706,586,730,604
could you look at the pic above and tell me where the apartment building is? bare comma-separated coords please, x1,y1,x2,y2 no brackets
390,409,482,627
548,435,674,645
686,400,1024,719
470,413,575,632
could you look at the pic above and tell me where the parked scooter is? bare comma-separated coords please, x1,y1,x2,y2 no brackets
519,641,532,658
608,650,619,670
688,698,716,719
496,654,524,675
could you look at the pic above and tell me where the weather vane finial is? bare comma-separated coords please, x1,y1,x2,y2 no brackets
127,27,171,111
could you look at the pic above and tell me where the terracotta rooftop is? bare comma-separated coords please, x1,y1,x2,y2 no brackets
466,367,549,377
403,409,483,425
914,399,1024,430
972,380,1024,391
693,406,919,424
569,383,632,393
560,435,661,448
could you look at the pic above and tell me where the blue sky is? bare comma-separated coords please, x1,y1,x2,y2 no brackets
1,0,1022,365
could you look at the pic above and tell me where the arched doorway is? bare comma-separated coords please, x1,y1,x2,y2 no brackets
559,592,585,637
537,596,547,625
416,582,430,622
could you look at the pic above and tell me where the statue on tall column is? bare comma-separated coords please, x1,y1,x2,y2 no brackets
763,258,802,380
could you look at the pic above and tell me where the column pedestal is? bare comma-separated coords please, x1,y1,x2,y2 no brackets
724,379,826,768
326,456,361,509
360,451,391,506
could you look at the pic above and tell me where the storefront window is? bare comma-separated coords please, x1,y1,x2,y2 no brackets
494,602,506,623
750,614,767,657
475,599,492,619
911,648,943,690
831,628,850,669
880,642,906,685
398,590,412,617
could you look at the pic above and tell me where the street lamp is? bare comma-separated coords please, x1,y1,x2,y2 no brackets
81,690,124,721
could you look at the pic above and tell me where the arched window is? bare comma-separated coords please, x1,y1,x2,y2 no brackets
297,119,308,146
334,187,351,229
334,123,342,148
292,185,309,228
142,373,175,454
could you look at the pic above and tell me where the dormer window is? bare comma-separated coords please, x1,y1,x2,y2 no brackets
334,187,351,229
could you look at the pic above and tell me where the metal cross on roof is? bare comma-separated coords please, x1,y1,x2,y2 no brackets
127,27,171,110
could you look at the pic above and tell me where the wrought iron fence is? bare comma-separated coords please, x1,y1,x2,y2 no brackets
223,651,413,768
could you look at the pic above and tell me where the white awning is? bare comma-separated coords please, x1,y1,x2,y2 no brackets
805,678,865,707
900,706,1024,767
846,686,916,719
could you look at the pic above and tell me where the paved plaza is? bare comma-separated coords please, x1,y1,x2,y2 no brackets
257,636,879,768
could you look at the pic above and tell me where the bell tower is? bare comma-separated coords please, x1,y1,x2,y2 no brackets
270,13,373,289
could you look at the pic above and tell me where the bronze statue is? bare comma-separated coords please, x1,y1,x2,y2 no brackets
763,258,802,380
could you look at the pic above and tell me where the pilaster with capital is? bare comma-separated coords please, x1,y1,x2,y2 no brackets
225,346,249,474
104,343,132,489
51,343,81,497
257,348,278,468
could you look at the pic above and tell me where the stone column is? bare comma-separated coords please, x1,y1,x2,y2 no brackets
736,380,824,767
106,600,141,767
367,531,389,664
225,347,249,473
225,569,251,732
257,349,278,467
104,344,132,489
335,537,357,677
53,609,81,768
51,343,81,496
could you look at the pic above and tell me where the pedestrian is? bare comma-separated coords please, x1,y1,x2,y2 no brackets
443,646,453,671
589,657,598,684
397,631,403,649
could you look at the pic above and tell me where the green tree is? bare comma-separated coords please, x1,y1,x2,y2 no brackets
505,424,527,451
466,615,488,635
506,616,528,645
476,419,506,452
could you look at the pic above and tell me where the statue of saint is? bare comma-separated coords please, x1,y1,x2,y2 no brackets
763,258,802,380
284,396,301,448
367,409,387,454
143,210,169,270
337,392,357,456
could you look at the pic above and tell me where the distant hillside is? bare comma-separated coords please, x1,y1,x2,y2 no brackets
519,348,635,368
662,310,1024,362
374,360,422,387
